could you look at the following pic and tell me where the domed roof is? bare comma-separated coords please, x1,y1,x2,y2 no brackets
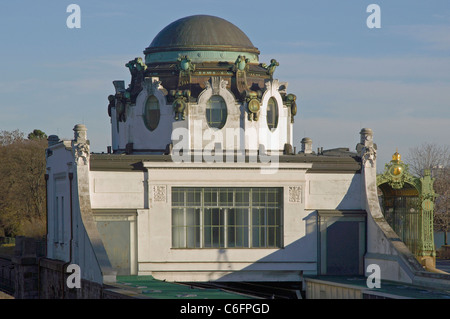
144,15,260,59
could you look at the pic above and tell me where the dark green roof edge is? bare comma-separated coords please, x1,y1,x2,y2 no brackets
89,153,361,173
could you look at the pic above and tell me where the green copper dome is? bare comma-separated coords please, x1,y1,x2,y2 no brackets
144,15,260,64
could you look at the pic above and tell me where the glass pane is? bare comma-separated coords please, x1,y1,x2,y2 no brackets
212,227,224,248
267,208,277,226
237,208,248,225
252,208,266,226
227,208,235,226
204,208,212,226
235,189,250,206
186,189,201,206
204,226,212,248
267,227,276,247
187,226,200,248
172,226,185,248
267,97,278,131
172,208,185,248
206,95,227,129
252,226,266,248
267,190,278,206
204,189,218,206
186,208,200,226
172,188,185,206
144,95,160,131
252,188,267,206
227,208,249,248
228,227,236,247
228,226,248,248
219,188,233,206
228,208,243,226
211,208,223,225
172,208,184,226
239,227,249,247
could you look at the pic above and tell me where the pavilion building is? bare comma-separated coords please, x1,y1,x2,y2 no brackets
44,15,448,293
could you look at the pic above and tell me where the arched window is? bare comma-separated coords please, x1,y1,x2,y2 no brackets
143,95,160,131
206,95,227,129
267,97,278,131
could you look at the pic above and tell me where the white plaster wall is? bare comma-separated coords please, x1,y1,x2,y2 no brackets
89,171,145,209
73,157,114,284
47,139,115,284
112,78,294,155
137,162,316,281
126,85,173,151
253,79,292,153
45,142,73,262
190,77,242,153
111,78,173,152
305,173,362,210
83,160,366,282
85,161,369,282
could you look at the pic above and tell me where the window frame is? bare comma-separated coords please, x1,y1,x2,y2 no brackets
266,97,279,131
143,94,160,131
171,187,283,249
205,95,228,129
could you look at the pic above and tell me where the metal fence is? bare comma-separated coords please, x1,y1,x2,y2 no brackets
381,196,420,256
0,257,14,296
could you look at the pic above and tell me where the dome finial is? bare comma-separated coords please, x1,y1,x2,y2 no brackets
392,148,401,162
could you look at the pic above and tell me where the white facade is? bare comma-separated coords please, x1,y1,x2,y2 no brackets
47,124,450,288
47,124,368,283
45,15,450,290
46,128,116,284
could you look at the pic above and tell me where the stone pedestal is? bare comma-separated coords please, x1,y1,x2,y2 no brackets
12,237,42,299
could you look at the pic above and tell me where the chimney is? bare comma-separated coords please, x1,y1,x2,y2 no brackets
301,137,313,154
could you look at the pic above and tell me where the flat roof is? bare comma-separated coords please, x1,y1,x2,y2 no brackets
89,153,361,173
105,275,255,299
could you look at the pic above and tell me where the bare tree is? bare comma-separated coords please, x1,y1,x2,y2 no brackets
406,143,450,245
407,143,449,177
0,129,47,237
433,166,450,245
0,129,24,146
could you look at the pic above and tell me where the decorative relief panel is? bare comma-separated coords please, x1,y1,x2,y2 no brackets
288,186,302,203
152,185,167,202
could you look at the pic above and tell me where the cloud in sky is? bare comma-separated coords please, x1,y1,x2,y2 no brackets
391,24,450,51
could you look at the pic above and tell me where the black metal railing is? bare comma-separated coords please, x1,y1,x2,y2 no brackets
0,257,15,296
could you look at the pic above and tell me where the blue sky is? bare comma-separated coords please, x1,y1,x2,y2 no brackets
1,0,449,171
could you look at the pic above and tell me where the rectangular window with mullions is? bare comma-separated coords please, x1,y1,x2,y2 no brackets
171,187,283,248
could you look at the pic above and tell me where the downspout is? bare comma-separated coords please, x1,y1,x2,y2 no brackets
62,171,74,299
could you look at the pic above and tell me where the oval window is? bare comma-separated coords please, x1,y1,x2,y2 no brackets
206,95,227,129
267,97,278,131
144,95,160,131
